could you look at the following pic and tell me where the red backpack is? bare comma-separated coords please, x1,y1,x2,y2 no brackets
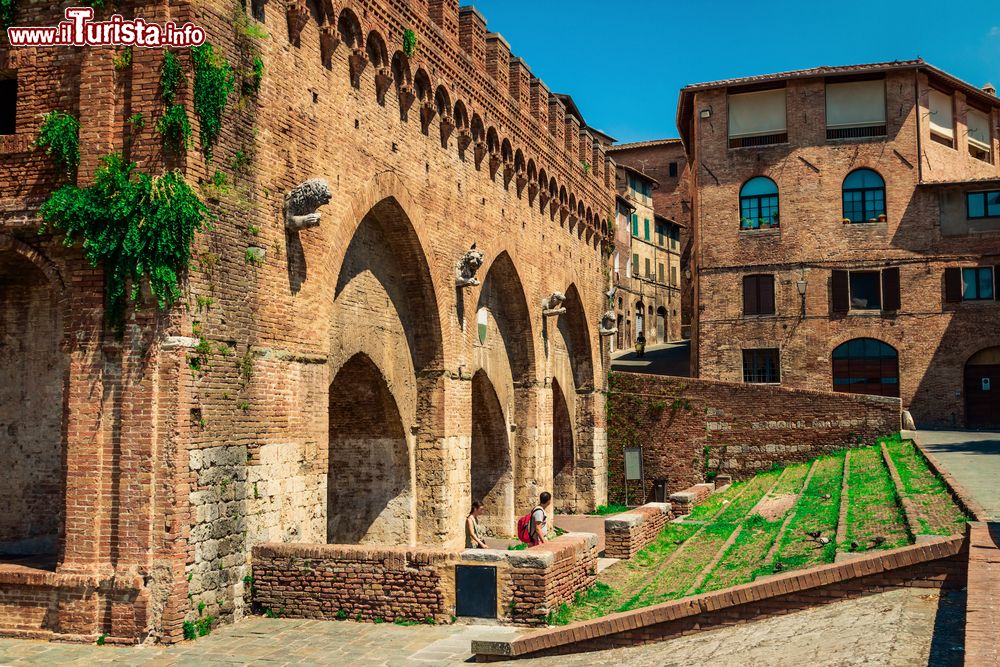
516,506,542,544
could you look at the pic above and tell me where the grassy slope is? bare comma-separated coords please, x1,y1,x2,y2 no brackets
884,438,967,536
843,446,910,551
772,453,843,568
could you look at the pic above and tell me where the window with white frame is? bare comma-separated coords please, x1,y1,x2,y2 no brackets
968,107,993,162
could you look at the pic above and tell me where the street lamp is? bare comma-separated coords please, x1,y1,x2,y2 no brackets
796,279,807,317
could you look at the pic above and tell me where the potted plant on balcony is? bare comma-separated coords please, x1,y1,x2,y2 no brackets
842,217,852,224
878,213,887,222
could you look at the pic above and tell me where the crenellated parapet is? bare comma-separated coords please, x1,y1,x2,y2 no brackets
276,0,614,248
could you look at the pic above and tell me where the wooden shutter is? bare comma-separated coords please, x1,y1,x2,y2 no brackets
995,267,999,300
743,275,758,315
881,267,901,311
761,275,775,314
831,270,850,313
943,268,962,303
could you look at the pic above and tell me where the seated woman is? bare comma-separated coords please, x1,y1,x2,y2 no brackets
466,500,488,549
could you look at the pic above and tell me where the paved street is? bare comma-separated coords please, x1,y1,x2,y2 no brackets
611,340,691,377
0,587,963,666
918,430,1000,520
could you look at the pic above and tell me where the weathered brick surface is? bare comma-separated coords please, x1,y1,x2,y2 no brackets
251,533,598,626
964,523,1000,666
607,371,899,503
668,483,715,515
603,503,672,560
681,65,1000,427
0,0,614,643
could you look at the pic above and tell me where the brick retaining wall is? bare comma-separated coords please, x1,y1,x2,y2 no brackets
251,533,598,626
473,534,967,660
607,372,900,504
604,504,672,560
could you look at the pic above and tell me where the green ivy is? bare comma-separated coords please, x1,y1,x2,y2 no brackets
112,46,132,71
0,0,15,29
156,104,193,153
192,43,235,159
403,29,417,58
35,111,80,175
39,153,209,329
160,51,185,105
249,55,264,95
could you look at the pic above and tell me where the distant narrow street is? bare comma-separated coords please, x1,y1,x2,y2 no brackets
611,340,691,377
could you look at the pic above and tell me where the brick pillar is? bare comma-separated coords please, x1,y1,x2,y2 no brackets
415,373,457,547
530,77,549,129
485,33,510,92
548,95,565,149
509,58,532,118
564,115,580,155
458,6,487,71
513,385,543,516
428,0,459,38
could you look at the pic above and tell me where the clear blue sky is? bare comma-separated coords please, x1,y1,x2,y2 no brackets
469,0,1000,144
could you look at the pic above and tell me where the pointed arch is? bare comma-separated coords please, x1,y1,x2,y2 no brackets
454,100,469,130
557,283,595,391
470,370,514,537
477,251,537,384
365,30,388,68
336,7,363,48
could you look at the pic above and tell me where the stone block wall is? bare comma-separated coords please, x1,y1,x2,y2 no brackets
668,484,715,515
607,372,900,504
604,503,672,559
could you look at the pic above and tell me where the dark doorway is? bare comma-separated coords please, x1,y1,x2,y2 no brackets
965,348,1000,428
455,565,497,618
470,370,513,537
552,378,574,509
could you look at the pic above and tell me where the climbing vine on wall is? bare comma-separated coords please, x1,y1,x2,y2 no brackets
402,29,417,57
35,111,80,175
0,0,15,29
160,51,185,105
156,104,193,153
192,43,235,159
39,153,210,329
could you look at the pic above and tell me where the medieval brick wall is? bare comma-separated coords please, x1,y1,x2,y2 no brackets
606,372,900,505
0,0,614,643
684,67,1000,426
603,503,672,560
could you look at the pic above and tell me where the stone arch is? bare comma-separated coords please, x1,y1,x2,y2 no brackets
413,68,432,103
453,100,469,130
0,242,67,561
327,353,413,545
559,283,594,391
336,7,363,48
514,148,525,174
551,377,575,511
486,126,499,155
390,51,412,120
328,177,447,544
470,370,514,537
501,138,513,164
831,338,899,398
656,305,667,343
434,85,450,116
305,0,323,25
470,113,485,143
476,251,536,384
365,30,388,68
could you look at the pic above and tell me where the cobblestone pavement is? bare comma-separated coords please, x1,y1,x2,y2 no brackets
918,429,1000,520
0,587,964,666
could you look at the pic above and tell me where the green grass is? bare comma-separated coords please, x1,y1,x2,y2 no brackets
843,446,910,551
698,513,784,592
685,483,740,521
591,504,630,516
772,453,843,569
884,439,967,536
714,470,781,523
772,463,810,495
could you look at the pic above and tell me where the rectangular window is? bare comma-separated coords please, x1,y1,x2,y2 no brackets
632,254,639,275
849,271,882,310
643,219,650,241
669,162,678,178
962,267,995,301
928,89,954,145
631,213,638,237
655,222,665,246
967,191,1000,219
0,76,15,136
743,348,780,384
728,88,787,148
968,108,992,162
743,274,776,316
671,266,678,286
658,262,664,283
645,257,651,278
825,79,887,139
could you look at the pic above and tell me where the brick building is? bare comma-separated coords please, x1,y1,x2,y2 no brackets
607,163,683,349
608,139,694,340
678,60,1000,427
0,0,614,642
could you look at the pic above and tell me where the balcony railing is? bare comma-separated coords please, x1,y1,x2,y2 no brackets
827,124,887,141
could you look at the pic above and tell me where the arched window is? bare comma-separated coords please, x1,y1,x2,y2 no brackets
832,338,899,397
739,177,779,230
842,169,886,223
